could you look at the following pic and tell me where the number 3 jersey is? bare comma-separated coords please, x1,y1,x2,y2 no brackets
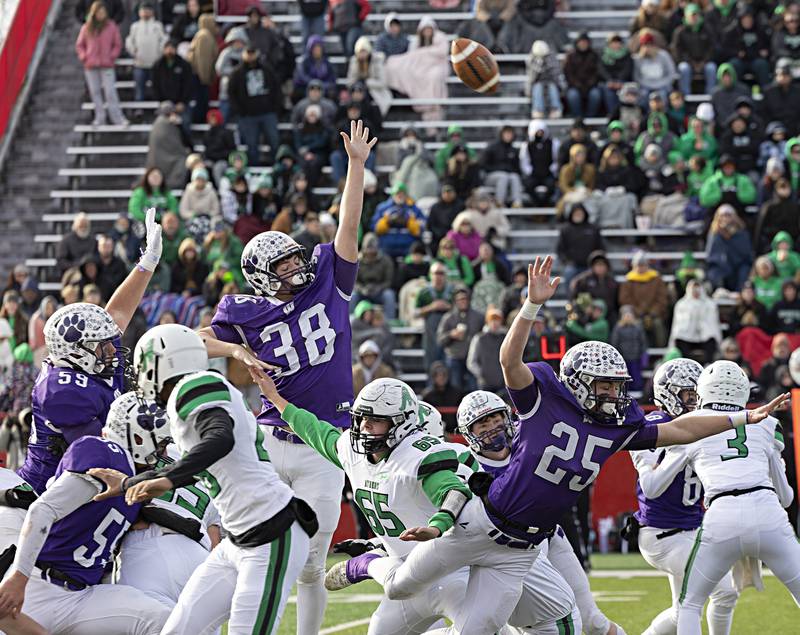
499,362,657,540
211,242,357,429
19,358,126,495
631,410,703,530
37,436,139,586
167,371,294,537
682,410,783,503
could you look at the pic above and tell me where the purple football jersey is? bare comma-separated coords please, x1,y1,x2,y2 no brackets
492,362,657,542
37,436,139,586
18,354,125,495
634,410,703,530
211,242,357,429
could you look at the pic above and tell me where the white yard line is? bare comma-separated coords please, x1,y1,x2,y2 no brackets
319,618,373,634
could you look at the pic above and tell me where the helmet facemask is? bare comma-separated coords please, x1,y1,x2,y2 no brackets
243,247,315,297
466,410,514,454
656,385,698,418
580,374,631,425
349,410,408,455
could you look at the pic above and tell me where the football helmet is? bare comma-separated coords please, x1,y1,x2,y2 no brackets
44,303,123,378
103,392,171,466
457,391,514,453
789,348,800,386
653,358,703,418
241,231,316,297
134,325,208,404
350,378,420,454
559,341,632,425
697,360,750,411
418,401,443,439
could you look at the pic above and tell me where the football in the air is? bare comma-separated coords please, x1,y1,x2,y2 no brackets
450,38,500,94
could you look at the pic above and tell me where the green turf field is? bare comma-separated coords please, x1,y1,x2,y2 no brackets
269,553,798,634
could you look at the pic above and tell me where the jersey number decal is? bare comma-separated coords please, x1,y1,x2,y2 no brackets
159,484,211,520
354,489,406,537
412,436,441,452
720,427,749,461
682,466,702,506
73,508,130,568
533,421,614,492
258,303,336,376
57,371,88,387
195,470,221,498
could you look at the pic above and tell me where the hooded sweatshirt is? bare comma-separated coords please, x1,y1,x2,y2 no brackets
768,230,800,280
294,35,338,90
711,63,749,127
671,4,715,64
633,47,677,92
374,12,409,57
719,114,759,174
634,112,678,161
669,280,722,345
784,138,800,192
756,192,800,250
698,167,757,209
556,205,604,267
520,120,559,177
679,118,718,163
769,282,800,333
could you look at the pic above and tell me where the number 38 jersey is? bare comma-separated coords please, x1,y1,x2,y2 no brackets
167,371,294,537
336,430,461,559
498,362,658,541
211,242,357,429
683,410,782,503
632,411,703,530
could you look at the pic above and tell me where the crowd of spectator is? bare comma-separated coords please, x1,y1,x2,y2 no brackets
4,0,800,471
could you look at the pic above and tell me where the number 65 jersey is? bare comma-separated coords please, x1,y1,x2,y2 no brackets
497,362,658,541
211,243,357,429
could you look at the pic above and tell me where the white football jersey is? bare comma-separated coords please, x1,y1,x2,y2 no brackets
167,371,294,536
684,411,783,504
143,445,221,550
336,430,462,559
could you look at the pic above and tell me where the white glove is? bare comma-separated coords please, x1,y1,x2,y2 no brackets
138,208,162,272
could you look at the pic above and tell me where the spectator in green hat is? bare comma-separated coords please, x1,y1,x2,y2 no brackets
434,124,476,177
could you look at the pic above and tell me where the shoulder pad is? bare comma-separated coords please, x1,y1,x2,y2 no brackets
173,372,232,420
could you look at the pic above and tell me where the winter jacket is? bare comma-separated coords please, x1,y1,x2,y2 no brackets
618,269,669,318
718,123,759,175
571,269,619,318
482,139,522,174
768,296,800,334
294,35,338,92
699,169,757,209
707,229,753,290
566,301,610,343
229,60,282,116
356,246,395,296
56,232,96,273
152,55,193,105
437,307,485,361
705,2,738,40
96,255,127,302
669,282,722,345
463,207,511,250
466,328,506,390
298,0,327,17
170,11,199,42
771,27,800,61
374,13,409,58
564,48,601,93
292,94,338,127
435,254,475,287
327,0,371,33
179,183,221,222
722,20,770,62
762,81,800,137
611,322,648,362
556,207,604,267
128,187,178,222
216,44,246,102
371,197,425,257
753,275,784,310
146,116,190,190
755,196,800,252
446,228,482,262
678,120,718,163
188,15,219,86
785,137,800,192
599,48,633,83
435,137,477,177
203,124,237,163
768,231,800,280
634,112,678,162
633,49,677,92
428,198,466,247
76,21,121,68
520,120,560,177
125,18,167,68
711,63,750,127
527,52,565,88
671,20,715,64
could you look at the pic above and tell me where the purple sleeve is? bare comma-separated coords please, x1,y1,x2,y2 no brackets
506,363,541,419
60,437,115,474
626,422,659,451
210,295,243,344
329,243,358,297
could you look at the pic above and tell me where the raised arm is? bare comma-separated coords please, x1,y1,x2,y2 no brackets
105,208,161,333
655,393,790,447
334,119,377,263
499,255,560,390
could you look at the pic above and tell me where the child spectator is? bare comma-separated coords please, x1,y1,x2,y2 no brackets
768,231,800,281
179,167,221,224
759,123,788,171
125,2,166,103
526,40,564,119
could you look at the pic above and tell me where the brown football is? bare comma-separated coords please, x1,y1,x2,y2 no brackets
450,38,500,95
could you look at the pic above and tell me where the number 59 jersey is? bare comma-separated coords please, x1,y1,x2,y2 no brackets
335,430,461,559
211,243,357,429
683,410,782,503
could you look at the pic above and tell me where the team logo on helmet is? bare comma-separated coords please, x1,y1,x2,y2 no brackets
653,358,703,418
350,378,421,455
104,392,171,465
559,341,631,425
241,231,316,297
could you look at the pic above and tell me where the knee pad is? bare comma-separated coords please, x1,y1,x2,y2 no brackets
297,560,326,586
709,589,739,610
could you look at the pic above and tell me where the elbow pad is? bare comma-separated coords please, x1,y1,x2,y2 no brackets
439,489,469,522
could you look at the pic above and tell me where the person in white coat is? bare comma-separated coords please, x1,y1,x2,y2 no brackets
125,2,167,102
668,279,722,364
347,36,392,117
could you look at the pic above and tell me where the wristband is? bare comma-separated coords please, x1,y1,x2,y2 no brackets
137,251,159,272
728,411,749,428
519,301,542,321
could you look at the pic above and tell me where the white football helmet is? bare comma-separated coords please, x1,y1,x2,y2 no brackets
559,341,632,425
44,303,123,378
789,348,800,386
653,358,703,418
457,390,514,453
350,378,420,454
697,360,750,411
134,325,208,404
418,401,443,439
103,392,171,466
241,231,316,296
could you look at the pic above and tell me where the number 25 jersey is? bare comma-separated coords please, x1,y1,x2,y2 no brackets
497,362,658,539
211,243,357,429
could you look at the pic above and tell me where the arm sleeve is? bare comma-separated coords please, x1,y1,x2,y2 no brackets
332,247,359,297
768,447,794,508
12,472,101,577
281,403,343,469
635,448,688,499
125,408,235,490
419,465,473,535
